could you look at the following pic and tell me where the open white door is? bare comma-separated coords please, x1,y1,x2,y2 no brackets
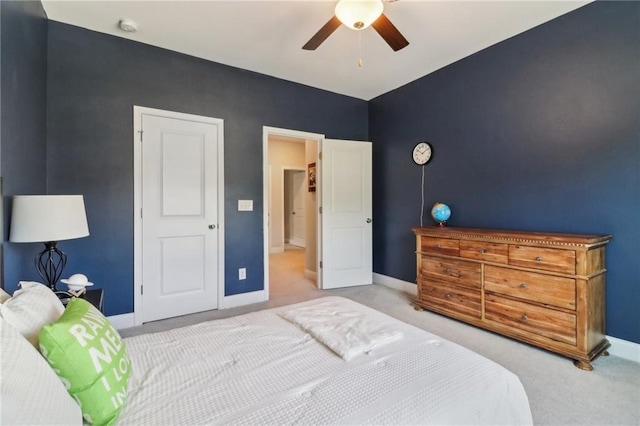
320,139,372,289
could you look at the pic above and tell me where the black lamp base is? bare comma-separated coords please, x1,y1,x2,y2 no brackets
35,241,67,291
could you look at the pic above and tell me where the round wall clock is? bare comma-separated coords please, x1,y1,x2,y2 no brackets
412,142,432,165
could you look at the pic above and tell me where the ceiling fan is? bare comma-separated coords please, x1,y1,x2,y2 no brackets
302,0,409,52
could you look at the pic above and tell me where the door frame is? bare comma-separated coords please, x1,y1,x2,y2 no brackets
281,166,306,249
263,126,324,299
133,106,225,326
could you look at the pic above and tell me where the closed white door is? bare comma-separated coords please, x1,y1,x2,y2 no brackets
320,139,372,289
141,114,219,322
290,170,306,247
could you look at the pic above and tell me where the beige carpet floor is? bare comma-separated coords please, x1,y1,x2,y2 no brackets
121,247,640,425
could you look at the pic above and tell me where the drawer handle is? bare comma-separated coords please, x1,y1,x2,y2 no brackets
535,256,542,262
444,267,451,273
521,314,528,321
445,293,452,299
478,249,485,254
436,244,442,248
520,282,527,289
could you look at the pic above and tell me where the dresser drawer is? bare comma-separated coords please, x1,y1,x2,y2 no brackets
421,257,481,289
419,279,481,319
460,240,508,264
509,245,576,274
485,266,576,310
485,294,576,345
421,237,459,257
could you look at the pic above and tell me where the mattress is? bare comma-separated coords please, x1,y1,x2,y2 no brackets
119,296,532,425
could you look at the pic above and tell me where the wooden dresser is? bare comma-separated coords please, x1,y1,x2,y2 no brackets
413,226,611,370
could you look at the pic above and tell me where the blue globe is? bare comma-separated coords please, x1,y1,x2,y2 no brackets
431,203,451,225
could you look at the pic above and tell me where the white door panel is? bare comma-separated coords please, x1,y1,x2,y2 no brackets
159,236,205,294
142,114,219,322
321,139,372,289
161,133,204,216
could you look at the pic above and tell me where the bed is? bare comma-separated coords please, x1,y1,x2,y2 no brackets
118,296,532,425
1,288,532,425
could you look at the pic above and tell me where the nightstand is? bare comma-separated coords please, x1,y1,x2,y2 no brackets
56,288,104,313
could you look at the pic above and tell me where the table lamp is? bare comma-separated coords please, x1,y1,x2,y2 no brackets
9,195,89,291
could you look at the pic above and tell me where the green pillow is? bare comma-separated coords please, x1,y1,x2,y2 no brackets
39,298,131,425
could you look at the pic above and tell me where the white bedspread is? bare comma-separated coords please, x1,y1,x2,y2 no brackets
279,298,403,360
119,296,532,425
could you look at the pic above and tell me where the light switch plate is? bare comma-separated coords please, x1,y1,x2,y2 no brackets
238,200,253,211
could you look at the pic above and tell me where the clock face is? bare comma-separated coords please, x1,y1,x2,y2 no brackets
412,142,432,165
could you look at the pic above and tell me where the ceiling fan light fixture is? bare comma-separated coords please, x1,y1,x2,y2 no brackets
335,0,384,31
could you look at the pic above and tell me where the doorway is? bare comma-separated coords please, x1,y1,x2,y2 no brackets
284,169,306,248
263,127,322,300
263,127,373,300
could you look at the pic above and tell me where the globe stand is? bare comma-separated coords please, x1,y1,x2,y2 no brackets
437,221,447,227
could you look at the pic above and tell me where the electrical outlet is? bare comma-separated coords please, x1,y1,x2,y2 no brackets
238,268,246,280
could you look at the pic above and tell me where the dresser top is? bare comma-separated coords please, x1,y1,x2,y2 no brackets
412,226,612,247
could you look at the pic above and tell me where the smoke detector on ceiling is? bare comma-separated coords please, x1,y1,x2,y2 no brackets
118,19,138,33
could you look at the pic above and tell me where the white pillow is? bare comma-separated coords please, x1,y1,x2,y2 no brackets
0,317,82,425
0,287,11,304
0,281,65,347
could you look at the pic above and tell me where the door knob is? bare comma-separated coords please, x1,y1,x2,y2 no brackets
366,218,372,223
208,224,216,230
292,212,295,215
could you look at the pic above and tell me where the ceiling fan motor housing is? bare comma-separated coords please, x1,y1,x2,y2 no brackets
335,0,384,30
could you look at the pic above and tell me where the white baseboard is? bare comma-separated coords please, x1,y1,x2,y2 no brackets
607,336,640,363
220,289,267,309
111,290,267,328
305,269,317,281
288,238,305,248
270,246,284,254
108,313,135,330
373,272,416,296
373,273,639,364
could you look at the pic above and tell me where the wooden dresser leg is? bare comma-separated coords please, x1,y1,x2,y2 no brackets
573,360,594,371
602,351,610,357
413,303,425,311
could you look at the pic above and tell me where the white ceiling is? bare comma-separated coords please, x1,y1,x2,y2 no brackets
41,0,592,101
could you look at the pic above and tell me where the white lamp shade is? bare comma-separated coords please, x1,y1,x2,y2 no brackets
9,195,90,243
335,0,384,30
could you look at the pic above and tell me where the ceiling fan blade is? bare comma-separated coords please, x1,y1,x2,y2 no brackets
372,13,409,51
302,16,342,50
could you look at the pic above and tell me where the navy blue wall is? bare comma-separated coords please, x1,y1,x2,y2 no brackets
369,1,640,343
3,1,638,344
1,0,49,289
45,22,368,316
